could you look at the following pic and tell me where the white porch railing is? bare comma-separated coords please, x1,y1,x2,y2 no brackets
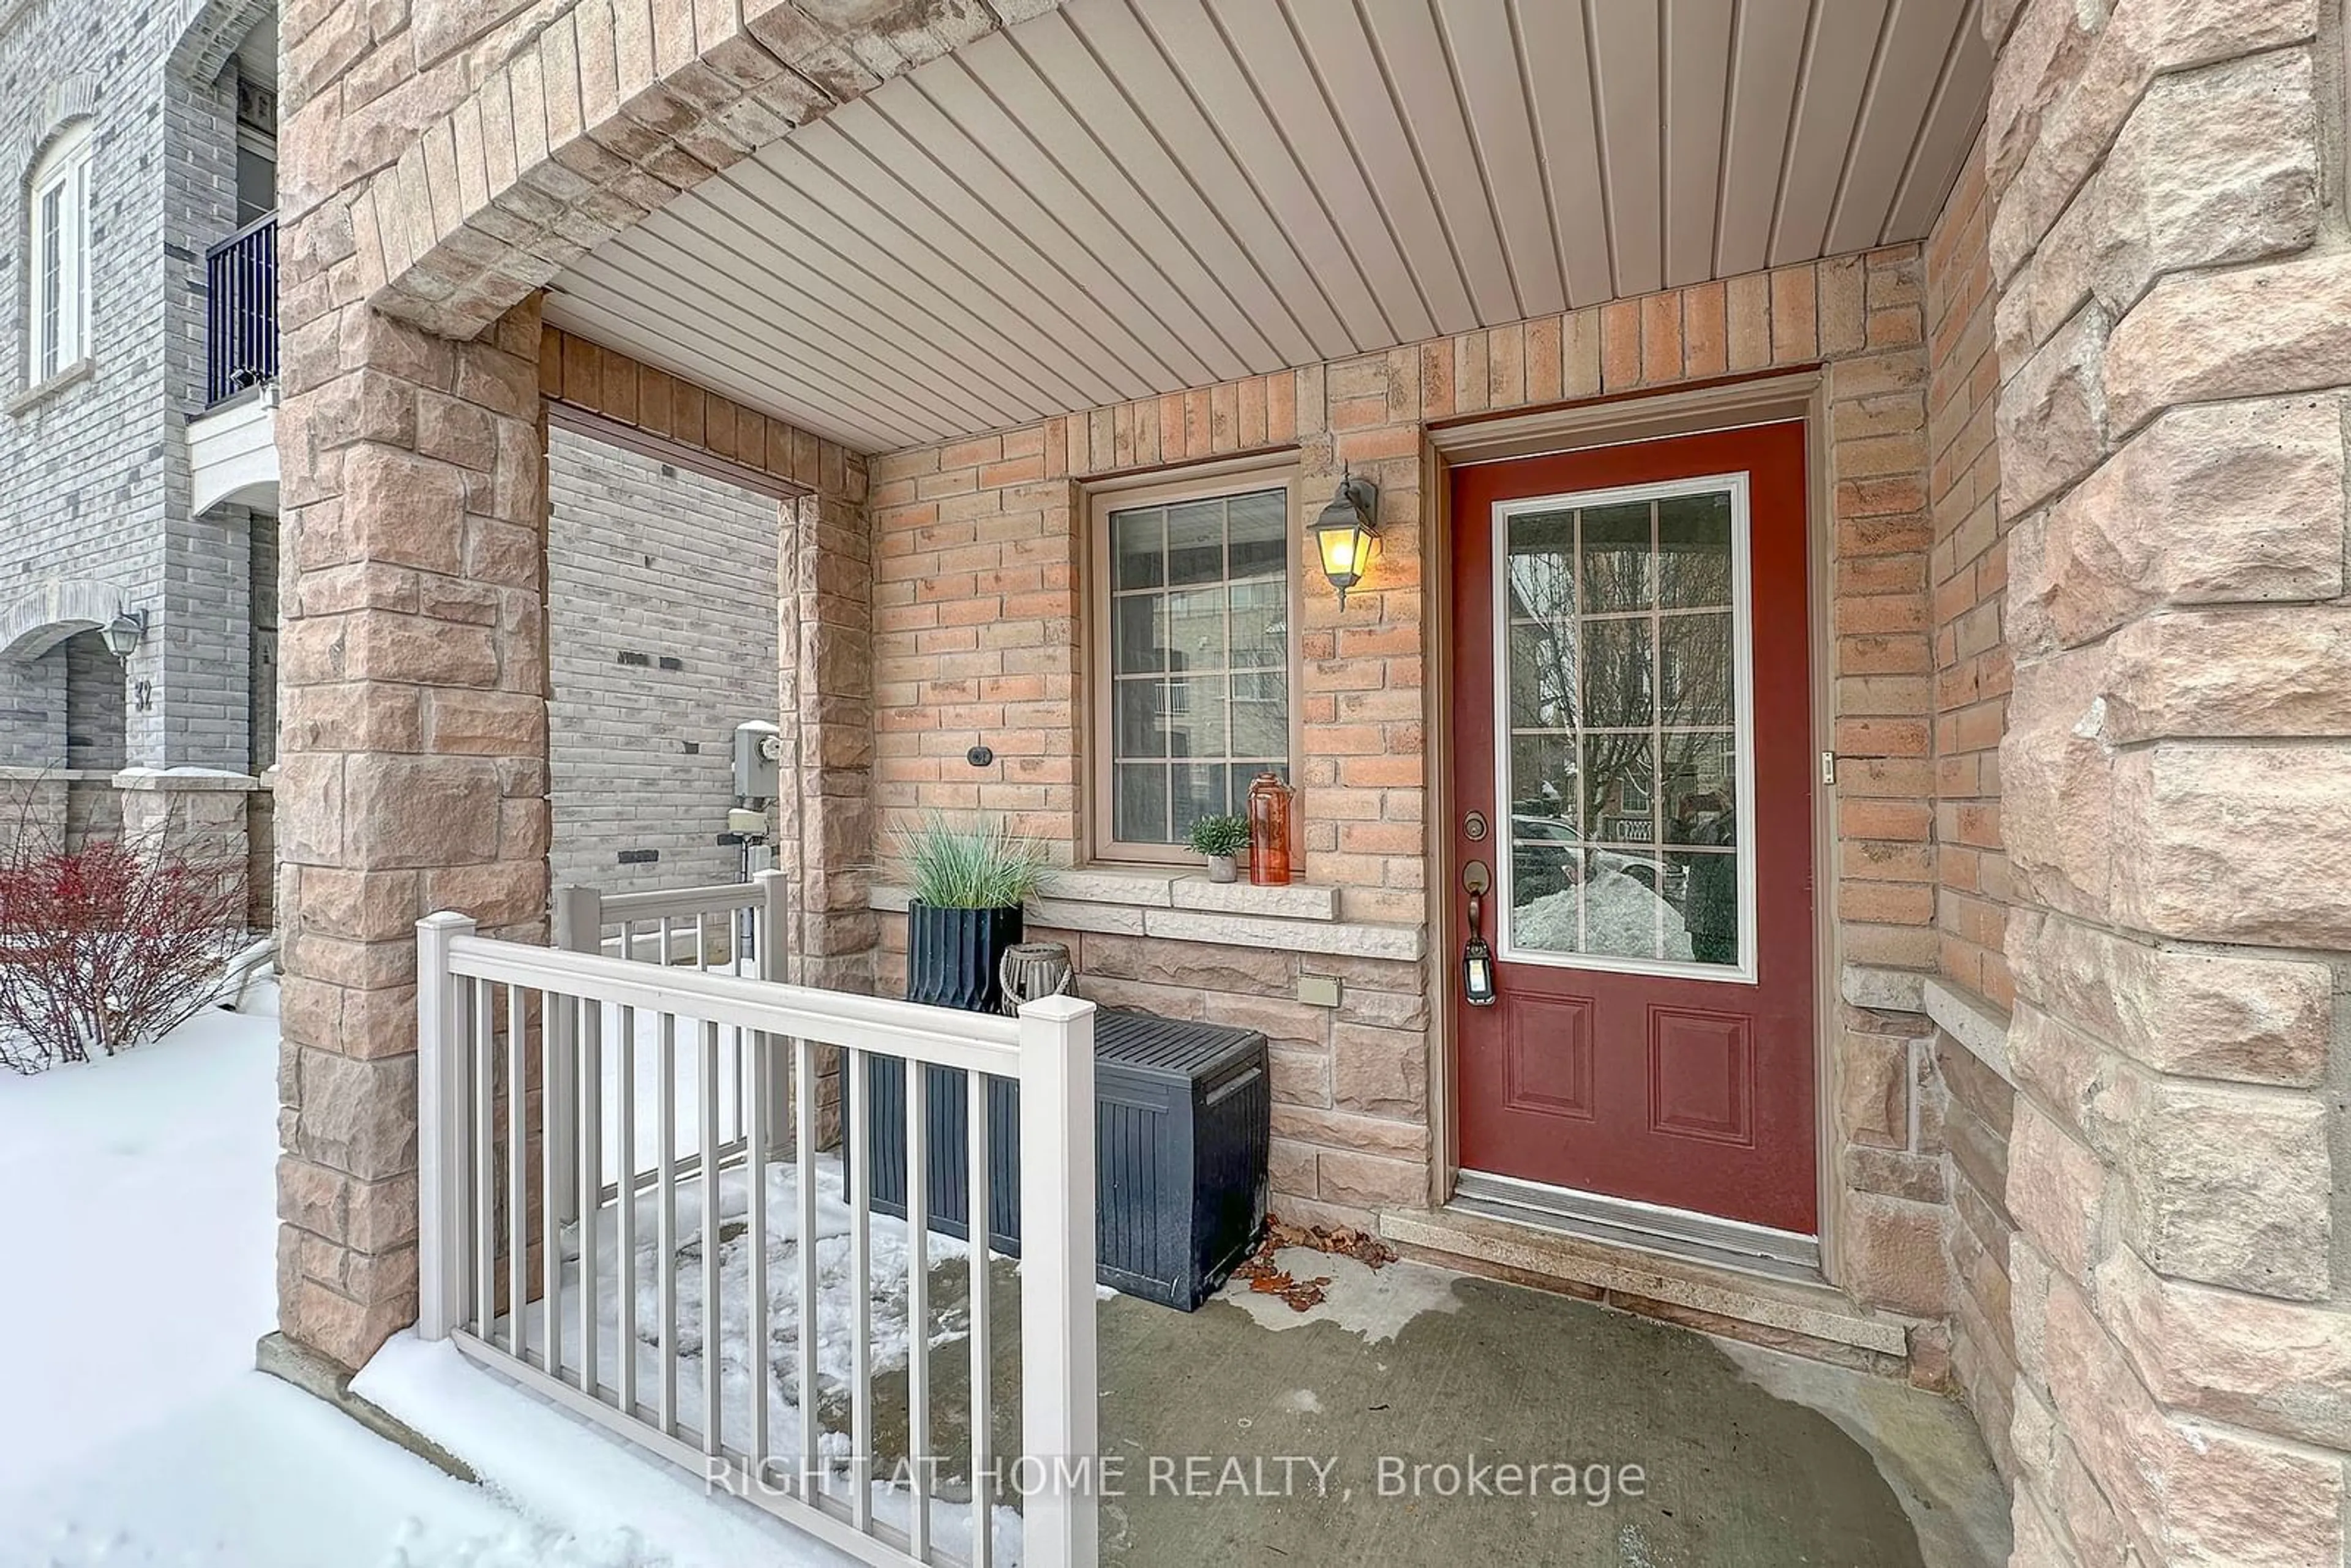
546,872,789,1195
415,909,1101,1568
552,872,786,974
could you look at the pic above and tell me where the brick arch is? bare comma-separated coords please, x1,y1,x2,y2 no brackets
0,577,121,661
166,0,274,84
7,73,97,181
326,1,1047,340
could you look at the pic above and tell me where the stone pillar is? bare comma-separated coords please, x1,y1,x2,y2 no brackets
1986,1,2347,1562
782,479,877,995
114,769,257,917
0,767,69,854
271,288,550,1371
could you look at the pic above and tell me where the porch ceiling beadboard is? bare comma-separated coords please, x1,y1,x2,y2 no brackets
544,0,1993,453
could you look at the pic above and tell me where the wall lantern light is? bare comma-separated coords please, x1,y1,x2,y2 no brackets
99,609,146,660
1311,470,1380,610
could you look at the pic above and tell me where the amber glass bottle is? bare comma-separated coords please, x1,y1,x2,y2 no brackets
1247,771,1294,886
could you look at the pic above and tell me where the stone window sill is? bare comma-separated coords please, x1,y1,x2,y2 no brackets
869,867,1425,961
6,358,95,416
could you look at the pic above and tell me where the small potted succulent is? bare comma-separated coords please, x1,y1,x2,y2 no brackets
1187,813,1250,883
891,812,1048,1012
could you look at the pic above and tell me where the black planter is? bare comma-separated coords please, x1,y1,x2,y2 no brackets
904,901,1024,1013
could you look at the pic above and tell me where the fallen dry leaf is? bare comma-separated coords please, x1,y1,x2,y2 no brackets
1245,1267,1332,1310
1231,1211,1395,1311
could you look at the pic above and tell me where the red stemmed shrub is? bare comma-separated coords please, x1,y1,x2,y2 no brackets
0,838,245,1074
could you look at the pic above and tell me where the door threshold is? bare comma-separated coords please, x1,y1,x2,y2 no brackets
1450,1170,1821,1286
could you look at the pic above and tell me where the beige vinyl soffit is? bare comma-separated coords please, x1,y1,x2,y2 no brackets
547,0,1990,454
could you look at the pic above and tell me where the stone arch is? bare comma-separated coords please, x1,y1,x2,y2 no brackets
0,577,121,661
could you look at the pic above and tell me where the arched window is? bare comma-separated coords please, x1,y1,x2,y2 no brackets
26,119,93,384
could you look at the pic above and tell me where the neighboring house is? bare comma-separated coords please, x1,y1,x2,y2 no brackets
60,0,2346,1565
0,0,781,917
0,0,280,916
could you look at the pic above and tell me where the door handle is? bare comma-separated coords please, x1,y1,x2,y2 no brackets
1462,859,1497,1007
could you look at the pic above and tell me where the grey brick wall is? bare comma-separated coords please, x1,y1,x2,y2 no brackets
547,423,783,896
0,651,61,768
0,0,264,774
154,41,249,771
249,505,276,771
160,499,253,770
62,629,124,771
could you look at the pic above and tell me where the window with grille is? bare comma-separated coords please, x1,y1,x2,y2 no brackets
26,120,93,385
1092,470,1297,860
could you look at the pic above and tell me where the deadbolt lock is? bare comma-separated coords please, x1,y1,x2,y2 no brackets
1464,809,1488,842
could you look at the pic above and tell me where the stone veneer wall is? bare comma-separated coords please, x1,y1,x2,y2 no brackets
869,250,1963,1319
1938,1030,2017,1480
1987,0,2351,1561
270,0,981,1368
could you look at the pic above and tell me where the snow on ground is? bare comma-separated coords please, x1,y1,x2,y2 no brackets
0,985,282,1482
390,1143,1022,1564
552,1154,972,1465
0,967,1024,1567
0,978,772,1567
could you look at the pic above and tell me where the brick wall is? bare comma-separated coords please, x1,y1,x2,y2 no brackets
1921,127,2022,1489
162,501,255,771
62,629,124,770
154,43,252,771
871,252,1957,1295
536,325,875,990
546,420,782,893
1928,135,2012,1011
250,509,279,772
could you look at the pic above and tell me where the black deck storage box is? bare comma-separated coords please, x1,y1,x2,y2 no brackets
857,1010,1270,1310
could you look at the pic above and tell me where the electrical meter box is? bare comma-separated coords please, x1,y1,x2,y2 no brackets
732,721,781,803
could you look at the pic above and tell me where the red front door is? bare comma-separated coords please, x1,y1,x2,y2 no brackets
1449,421,1817,1236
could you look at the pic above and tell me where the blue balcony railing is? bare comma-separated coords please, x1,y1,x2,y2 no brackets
203,214,277,407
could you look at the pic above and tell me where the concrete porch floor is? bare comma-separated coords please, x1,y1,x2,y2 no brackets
877,1241,2008,1568
1091,1247,2009,1568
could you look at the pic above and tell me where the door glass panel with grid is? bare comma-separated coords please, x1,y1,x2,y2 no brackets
1499,481,1749,977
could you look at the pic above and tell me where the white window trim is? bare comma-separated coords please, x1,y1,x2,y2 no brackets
26,119,94,390
1085,457,1305,867
1490,470,1761,986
